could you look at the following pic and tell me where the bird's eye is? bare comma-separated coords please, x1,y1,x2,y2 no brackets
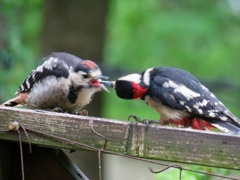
83,74,89,79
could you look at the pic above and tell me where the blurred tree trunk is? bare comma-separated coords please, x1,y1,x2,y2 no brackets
40,0,108,179
41,0,108,117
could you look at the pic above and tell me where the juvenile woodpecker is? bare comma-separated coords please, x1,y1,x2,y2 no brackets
111,67,240,133
2,52,109,113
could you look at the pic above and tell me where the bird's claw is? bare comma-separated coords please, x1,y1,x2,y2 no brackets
128,114,157,125
52,107,63,112
35,108,63,113
128,114,141,122
75,110,88,116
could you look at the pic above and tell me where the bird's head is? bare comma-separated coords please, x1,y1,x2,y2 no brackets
111,68,154,99
110,73,148,100
74,60,109,92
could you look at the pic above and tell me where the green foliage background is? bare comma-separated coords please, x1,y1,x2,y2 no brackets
103,0,240,179
0,0,43,100
1,0,240,179
103,0,240,122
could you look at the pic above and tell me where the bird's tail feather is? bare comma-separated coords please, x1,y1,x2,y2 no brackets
1,97,19,107
1,93,27,107
192,117,240,134
212,121,240,134
228,114,240,129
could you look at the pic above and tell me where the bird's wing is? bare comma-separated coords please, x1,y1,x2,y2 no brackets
16,52,82,94
149,67,238,123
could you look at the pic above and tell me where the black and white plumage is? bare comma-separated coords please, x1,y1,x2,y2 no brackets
2,52,109,113
112,67,240,133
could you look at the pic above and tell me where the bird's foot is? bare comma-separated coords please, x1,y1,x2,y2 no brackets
75,110,88,116
35,107,63,113
128,114,157,125
51,107,64,112
159,120,170,125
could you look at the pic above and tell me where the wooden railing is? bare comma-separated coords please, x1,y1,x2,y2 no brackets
0,106,240,170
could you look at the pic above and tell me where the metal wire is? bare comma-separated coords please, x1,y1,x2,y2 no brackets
17,129,25,180
19,123,32,153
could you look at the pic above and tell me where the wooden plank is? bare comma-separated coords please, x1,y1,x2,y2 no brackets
0,106,240,170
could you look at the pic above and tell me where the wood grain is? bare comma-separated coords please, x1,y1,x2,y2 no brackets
0,106,240,170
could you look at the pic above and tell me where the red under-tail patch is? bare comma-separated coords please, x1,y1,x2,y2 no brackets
191,117,217,131
161,117,220,132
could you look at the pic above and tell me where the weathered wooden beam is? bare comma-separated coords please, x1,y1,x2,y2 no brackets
0,106,240,170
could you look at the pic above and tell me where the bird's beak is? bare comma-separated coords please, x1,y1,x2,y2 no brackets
100,81,115,93
100,83,110,93
93,75,109,80
100,81,115,88
91,75,111,93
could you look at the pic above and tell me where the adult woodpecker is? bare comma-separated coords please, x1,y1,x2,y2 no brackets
2,52,109,114
109,67,240,134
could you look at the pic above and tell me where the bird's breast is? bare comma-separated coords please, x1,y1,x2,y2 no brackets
27,76,72,110
74,88,99,109
144,95,190,121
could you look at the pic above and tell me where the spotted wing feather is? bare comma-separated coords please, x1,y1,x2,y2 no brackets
148,67,240,125
17,52,83,94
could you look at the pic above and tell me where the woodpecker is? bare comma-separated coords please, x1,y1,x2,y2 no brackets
111,67,240,134
2,52,109,114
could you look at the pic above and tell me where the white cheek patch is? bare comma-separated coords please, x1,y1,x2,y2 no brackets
118,74,141,84
69,71,86,85
143,68,153,86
